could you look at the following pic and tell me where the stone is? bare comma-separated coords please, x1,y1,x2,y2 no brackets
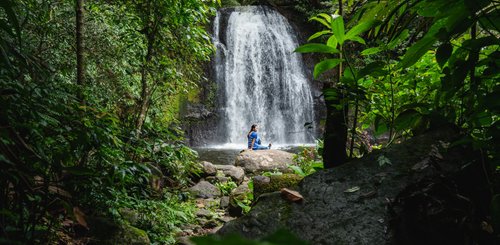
189,181,221,198
220,196,230,209
280,188,303,202
218,128,482,244
235,150,296,174
201,161,217,176
195,198,219,209
196,209,213,218
215,165,245,184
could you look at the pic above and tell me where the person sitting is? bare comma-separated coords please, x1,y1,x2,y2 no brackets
247,124,272,150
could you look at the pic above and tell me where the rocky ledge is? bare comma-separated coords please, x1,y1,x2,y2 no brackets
218,128,491,244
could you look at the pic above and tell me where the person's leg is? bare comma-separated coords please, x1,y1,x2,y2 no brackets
253,145,269,150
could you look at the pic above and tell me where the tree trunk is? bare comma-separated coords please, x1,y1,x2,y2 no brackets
322,83,348,168
135,30,154,134
76,0,84,87
323,0,348,168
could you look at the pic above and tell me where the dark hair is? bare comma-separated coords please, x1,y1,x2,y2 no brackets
248,124,257,136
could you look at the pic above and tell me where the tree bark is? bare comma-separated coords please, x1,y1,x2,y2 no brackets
76,0,84,87
322,83,348,168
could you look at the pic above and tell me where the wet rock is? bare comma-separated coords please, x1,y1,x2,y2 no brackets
235,150,296,174
189,181,221,198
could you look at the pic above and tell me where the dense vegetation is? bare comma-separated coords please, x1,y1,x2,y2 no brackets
1,0,499,244
1,0,217,243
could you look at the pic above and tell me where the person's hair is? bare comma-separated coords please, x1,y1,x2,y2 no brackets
248,124,257,136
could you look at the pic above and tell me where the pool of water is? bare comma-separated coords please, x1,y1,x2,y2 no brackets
193,143,315,165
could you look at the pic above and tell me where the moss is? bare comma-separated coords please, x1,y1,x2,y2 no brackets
253,174,303,198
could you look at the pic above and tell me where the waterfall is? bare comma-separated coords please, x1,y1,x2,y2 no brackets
213,6,315,145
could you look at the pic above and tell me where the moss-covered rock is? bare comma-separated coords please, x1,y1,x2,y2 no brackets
87,217,150,245
253,174,303,198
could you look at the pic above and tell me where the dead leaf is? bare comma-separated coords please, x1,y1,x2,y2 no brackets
344,186,360,193
481,221,494,234
280,188,303,202
73,207,88,229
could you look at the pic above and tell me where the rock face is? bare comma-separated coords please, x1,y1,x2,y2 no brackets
218,129,484,244
235,150,295,174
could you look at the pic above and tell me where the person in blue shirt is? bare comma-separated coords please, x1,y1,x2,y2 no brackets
247,124,272,150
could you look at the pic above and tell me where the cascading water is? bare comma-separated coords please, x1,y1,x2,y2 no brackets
213,6,315,145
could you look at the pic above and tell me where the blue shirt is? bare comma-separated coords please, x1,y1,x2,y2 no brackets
247,131,261,149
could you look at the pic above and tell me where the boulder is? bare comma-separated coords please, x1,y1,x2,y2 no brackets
201,161,217,176
235,150,296,174
218,128,486,244
87,216,150,245
215,165,246,184
189,181,221,198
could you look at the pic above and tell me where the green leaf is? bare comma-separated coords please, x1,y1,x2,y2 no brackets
307,30,332,41
313,59,343,79
309,16,330,29
347,36,366,45
436,42,453,67
327,35,338,48
331,15,345,45
387,29,409,49
377,155,392,166
345,20,378,40
361,47,382,56
359,61,386,77
398,36,437,69
394,109,422,131
289,165,306,177
294,43,339,54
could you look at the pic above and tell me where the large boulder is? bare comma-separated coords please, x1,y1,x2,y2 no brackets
235,150,296,174
218,128,488,244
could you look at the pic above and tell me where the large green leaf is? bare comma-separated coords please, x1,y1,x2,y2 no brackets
345,20,379,40
294,43,339,54
331,15,345,45
313,59,342,79
398,36,437,69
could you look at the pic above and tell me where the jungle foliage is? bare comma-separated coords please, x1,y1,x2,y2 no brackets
0,0,217,243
